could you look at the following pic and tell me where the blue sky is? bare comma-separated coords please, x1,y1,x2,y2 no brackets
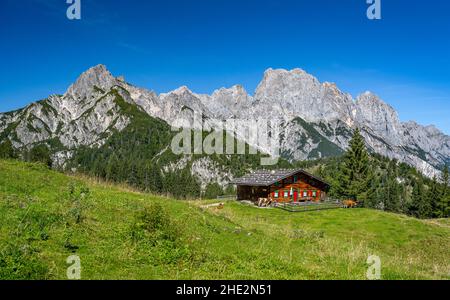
1,0,449,134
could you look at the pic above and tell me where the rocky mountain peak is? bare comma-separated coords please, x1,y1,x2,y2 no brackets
356,91,398,118
167,86,193,97
255,68,321,104
358,91,384,102
424,125,442,136
203,85,253,118
260,68,318,85
323,82,338,89
355,91,403,144
1,64,449,178
66,64,118,101
212,85,249,101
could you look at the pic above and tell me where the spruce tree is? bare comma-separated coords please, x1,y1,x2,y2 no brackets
426,177,440,218
339,128,371,203
147,162,163,193
0,140,17,159
439,165,449,217
410,179,425,218
105,153,120,181
380,160,402,212
442,165,449,194
28,144,52,167
365,170,381,209
204,182,225,199
444,194,450,218
435,165,450,218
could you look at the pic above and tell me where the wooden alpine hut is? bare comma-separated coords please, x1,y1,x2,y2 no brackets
231,169,331,203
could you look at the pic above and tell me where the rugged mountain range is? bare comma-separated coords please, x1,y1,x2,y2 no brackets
1,64,449,180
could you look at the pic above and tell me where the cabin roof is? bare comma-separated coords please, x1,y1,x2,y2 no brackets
230,169,331,188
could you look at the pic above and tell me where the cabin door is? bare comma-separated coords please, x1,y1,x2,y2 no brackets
293,190,298,202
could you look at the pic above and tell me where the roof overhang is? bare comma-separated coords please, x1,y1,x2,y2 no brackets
230,168,331,189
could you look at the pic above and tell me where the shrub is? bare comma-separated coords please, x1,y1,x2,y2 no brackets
66,183,90,225
0,241,50,280
0,140,17,159
27,144,52,167
203,182,224,199
129,203,196,265
0,204,63,279
62,230,79,253
130,203,181,245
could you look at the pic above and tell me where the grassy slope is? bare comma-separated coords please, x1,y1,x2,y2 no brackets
0,160,448,280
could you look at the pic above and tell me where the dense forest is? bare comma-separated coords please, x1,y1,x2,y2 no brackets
295,129,450,219
0,91,288,200
66,129,289,200
0,124,448,219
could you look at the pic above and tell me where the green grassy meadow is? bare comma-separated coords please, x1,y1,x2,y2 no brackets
0,160,448,280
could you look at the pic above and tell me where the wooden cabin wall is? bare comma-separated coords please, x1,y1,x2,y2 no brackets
236,172,329,203
268,173,326,203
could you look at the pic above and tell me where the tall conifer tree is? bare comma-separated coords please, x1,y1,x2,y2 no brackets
439,165,449,217
0,140,16,159
338,128,371,203
410,179,425,218
426,177,439,218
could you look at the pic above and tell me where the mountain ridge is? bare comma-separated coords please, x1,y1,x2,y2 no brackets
0,64,449,178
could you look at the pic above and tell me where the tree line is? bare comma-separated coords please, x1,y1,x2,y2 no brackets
316,129,449,219
1,127,448,218
0,140,52,167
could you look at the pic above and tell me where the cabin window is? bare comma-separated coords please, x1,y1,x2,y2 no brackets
312,190,317,197
284,190,289,198
293,175,298,183
303,191,308,197
274,191,279,198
